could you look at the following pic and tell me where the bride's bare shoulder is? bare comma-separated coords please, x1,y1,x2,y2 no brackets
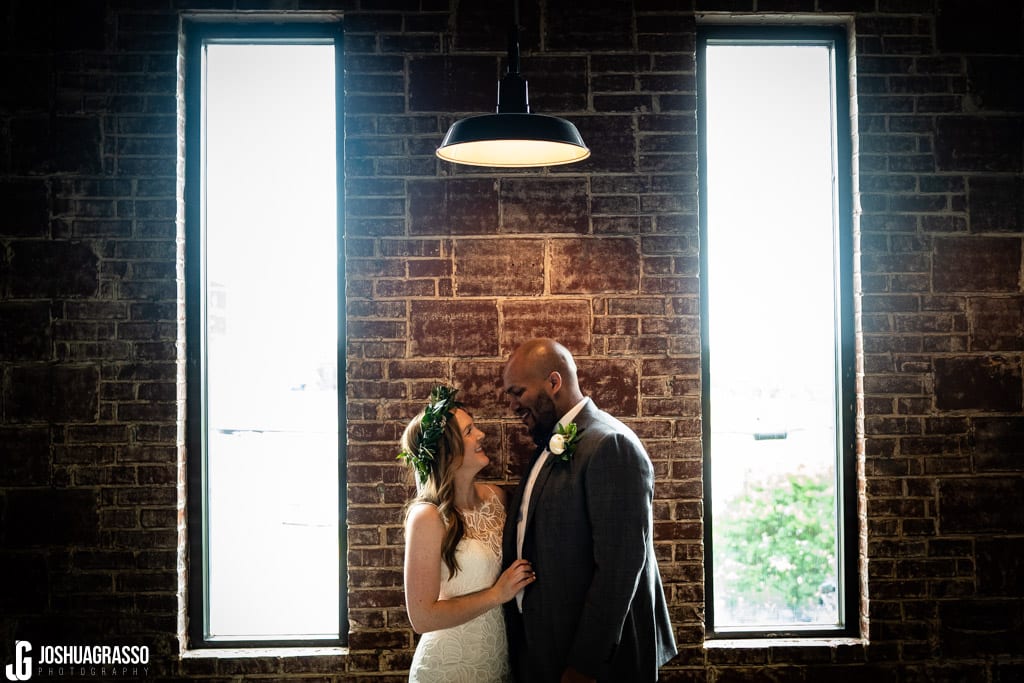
406,500,442,526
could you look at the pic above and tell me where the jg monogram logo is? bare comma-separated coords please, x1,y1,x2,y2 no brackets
4,641,31,682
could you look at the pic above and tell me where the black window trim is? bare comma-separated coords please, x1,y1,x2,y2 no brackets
697,23,859,640
183,17,347,650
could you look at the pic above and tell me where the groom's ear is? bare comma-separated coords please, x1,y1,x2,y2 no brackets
547,371,563,394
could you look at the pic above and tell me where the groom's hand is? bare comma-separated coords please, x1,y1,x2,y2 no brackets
560,666,596,683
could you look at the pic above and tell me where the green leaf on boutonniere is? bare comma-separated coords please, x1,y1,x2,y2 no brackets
548,421,582,462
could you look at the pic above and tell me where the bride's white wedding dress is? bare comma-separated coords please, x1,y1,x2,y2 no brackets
409,491,510,683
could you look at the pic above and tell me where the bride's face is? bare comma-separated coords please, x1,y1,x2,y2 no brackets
453,408,488,475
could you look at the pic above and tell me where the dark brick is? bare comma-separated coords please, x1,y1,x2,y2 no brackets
577,358,639,417
969,297,1024,351
969,176,1024,232
936,0,1024,54
4,0,49,49
410,299,498,357
5,363,99,423
379,34,440,54
53,0,107,50
594,93,653,112
0,552,49,612
451,359,506,419
345,93,405,116
935,117,1024,172
933,237,1021,293
934,356,1022,412
550,237,640,293
890,194,947,212
500,177,588,234
939,477,1024,533
0,179,50,237
454,238,544,296
974,417,1024,471
995,663,1024,682
546,0,633,51
409,56,497,113
900,662,990,683
499,299,592,357
521,56,588,113
977,537,1024,597
0,303,51,362
409,178,499,235
967,57,1024,113
341,12,403,33
0,55,52,112
3,488,100,547
348,196,404,218
8,240,99,298
453,0,541,52
10,117,103,174
938,598,1024,657
559,115,636,174
920,95,966,114
0,426,50,486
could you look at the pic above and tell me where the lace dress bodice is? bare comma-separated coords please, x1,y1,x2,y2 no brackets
409,490,510,683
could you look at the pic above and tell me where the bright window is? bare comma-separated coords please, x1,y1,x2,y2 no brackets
698,26,857,637
183,21,345,646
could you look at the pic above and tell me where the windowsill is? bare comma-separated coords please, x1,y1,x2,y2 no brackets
705,637,865,649
181,647,348,659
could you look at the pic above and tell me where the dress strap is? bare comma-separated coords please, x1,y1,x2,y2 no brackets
460,487,505,559
479,483,502,505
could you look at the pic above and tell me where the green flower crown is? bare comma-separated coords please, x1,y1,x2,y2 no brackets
398,385,463,485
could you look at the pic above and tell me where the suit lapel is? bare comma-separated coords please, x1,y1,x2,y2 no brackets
572,401,598,434
522,401,599,540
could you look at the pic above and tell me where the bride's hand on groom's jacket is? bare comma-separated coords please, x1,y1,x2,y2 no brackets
493,558,536,604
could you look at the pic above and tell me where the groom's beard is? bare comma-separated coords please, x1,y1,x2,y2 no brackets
528,393,559,448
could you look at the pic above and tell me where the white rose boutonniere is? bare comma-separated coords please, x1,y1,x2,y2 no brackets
548,422,582,462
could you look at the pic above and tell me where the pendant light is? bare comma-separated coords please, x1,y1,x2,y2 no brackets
435,2,590,168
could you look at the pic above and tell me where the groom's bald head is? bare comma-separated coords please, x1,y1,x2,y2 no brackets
504,338,584,418
512,338,574,376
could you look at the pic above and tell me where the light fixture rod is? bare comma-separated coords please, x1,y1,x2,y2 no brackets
498,1,528,114
507,0,521,76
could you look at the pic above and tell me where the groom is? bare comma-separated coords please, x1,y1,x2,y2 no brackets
501,338,677,683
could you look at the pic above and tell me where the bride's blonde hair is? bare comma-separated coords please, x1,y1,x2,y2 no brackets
401,409,466,576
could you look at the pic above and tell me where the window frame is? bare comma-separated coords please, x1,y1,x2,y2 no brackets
697,23,859,640
182,18,347,650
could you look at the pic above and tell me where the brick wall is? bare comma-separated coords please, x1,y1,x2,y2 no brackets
1,0,1022,680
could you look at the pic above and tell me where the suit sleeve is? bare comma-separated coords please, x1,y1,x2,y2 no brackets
566,431,654,678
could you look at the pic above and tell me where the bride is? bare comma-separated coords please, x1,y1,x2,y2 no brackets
400,386,536,683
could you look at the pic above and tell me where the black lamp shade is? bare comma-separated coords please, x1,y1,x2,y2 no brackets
436,113,590,167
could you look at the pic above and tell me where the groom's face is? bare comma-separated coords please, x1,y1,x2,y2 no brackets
503,361,559,448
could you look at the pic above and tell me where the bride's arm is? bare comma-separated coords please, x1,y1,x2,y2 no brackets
404,502,534,634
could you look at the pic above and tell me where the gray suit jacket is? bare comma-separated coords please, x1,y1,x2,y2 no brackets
502,400,677,682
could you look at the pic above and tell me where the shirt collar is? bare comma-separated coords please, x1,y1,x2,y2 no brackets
558,397,590,429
